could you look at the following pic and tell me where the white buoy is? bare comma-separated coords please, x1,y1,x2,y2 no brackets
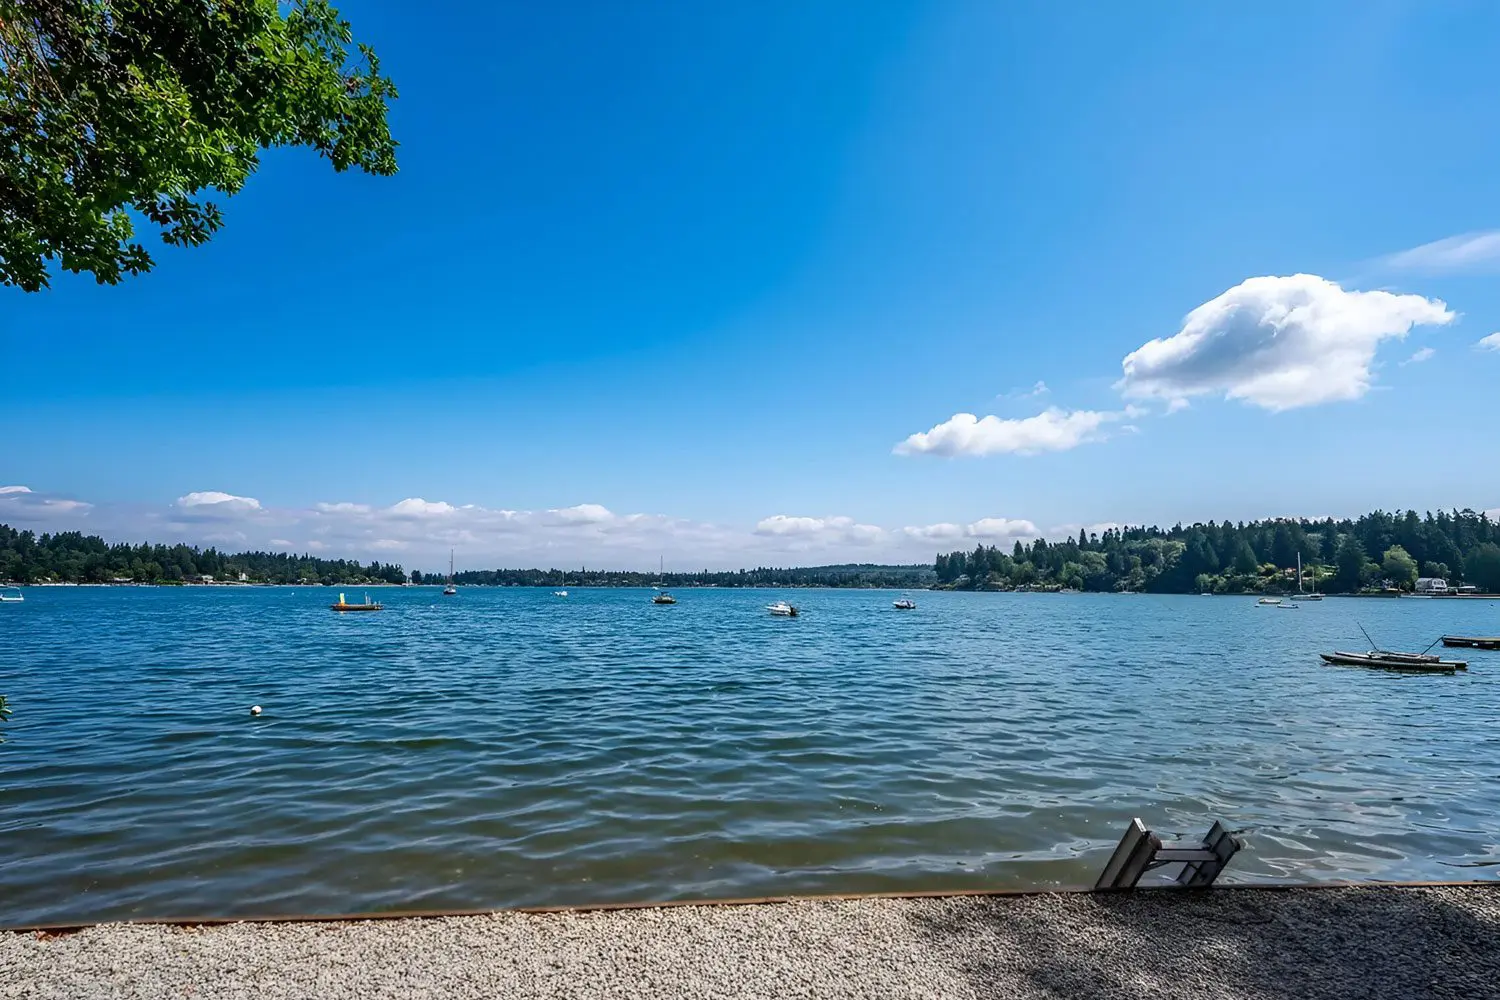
250,705,262,716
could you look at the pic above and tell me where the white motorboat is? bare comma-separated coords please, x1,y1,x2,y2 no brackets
1257,597,1283,606
0,587,23,603
767,600,798,617
893,597,916,610
554,590,568,598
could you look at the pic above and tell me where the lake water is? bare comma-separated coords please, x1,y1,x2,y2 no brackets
1,586,1497,926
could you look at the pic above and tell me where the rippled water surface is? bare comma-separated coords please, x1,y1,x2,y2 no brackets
2,587,1498,925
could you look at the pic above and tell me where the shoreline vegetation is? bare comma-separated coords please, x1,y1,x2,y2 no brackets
3,507,1499,595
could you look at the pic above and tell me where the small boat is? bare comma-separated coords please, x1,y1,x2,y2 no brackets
443,549,457,595
893,597,916,610
1257,597,1283,606
1321,650,1467,672
650,556,675,603
331,592,383,612
767,600,798,617
0,586,23,603
1441,635,1500,650
1277,602,1300,610
554,590,569,598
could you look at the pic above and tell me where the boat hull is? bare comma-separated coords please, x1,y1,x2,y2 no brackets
1320,652,1466,672
1441,636,1500,650
331,604,383,612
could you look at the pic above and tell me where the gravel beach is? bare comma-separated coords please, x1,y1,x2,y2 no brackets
4,885,1498,1000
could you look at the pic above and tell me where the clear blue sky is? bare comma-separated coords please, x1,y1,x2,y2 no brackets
4,1,1500,568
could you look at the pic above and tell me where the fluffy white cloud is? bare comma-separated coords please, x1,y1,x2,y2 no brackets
900,522,965,542
547,503,615,525
754,515,884,547
1477,333,1500,352
1404,347,1436,365
176,491,261,511
968,517,1039,539
388,498,455,516
901,518,1039,543
895,407,1122,457
1382,230,1500,274
1117,274,1454,412
0,487,93,521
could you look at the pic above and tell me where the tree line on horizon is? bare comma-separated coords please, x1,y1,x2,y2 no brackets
0,525,931,588
935,508,1500,595
7,508,1500,594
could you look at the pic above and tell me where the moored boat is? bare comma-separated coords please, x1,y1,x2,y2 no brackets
652,591,676,605
767,600,798,617
1257,597,1282,606
1441,635,1500,650
1320,650,1466,672
0,586,23,602
893,597,916,610
331,592,383,612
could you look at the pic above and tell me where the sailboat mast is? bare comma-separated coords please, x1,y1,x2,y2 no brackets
1297,552,1303,593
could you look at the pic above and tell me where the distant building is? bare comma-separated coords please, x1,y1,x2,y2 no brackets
1415,577,1449,595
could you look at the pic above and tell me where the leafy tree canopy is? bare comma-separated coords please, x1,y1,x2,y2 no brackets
0,0,397,290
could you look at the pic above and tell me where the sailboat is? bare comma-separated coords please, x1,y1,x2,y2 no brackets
1302,553,1323,601
554,567,568,597
443,549,457,595
652,556,676,604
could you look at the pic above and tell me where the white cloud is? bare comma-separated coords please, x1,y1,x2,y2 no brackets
316,502,372,514
754,515,885,548
900,523,966,542
547,503,615,525
895,407,1123,457
388,498,455,516
1403,347,1436,365
1382,230,1500,274
0,487,92,522
370,538,409,551
1117,274,1454,412
1477,333,1500,352
968,517,1039,539
901,518,1039,543
1165,398,1191,414
176,491,261,511
269,539,295,548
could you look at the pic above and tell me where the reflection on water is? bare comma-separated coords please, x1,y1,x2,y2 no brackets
1,587,1497,924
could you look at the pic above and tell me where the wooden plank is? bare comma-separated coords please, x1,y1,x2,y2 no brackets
1095,818,1152,889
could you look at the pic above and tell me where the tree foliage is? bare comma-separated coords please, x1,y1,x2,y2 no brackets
935,509,1500,595
0,524,407,583
0,0,397,290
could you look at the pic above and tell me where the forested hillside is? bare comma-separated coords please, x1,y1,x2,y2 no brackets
936,509,1500,594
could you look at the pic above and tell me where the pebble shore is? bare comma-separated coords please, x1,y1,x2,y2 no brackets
5,885,1497,999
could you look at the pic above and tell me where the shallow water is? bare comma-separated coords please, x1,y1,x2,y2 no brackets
1,587,1497,925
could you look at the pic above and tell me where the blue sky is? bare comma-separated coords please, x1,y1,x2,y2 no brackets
5,1,1500,569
